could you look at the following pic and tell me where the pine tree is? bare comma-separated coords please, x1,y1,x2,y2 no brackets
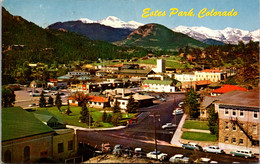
113,99,121,113
102,111,108,122
107,114,112,123
111,113,122,126
39,91,46,108
183,88,200,118
55,92,62,112
48,96,54,106
80,105,93,126
207,104,219,138
126,94,137,113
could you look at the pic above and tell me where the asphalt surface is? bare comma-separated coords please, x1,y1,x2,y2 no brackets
77,93,259,163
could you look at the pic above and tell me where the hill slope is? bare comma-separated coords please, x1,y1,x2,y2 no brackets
2,7,150,66
47,21,133,42
117,24,207,50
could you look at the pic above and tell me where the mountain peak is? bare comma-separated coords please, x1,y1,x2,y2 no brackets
79,16,143,29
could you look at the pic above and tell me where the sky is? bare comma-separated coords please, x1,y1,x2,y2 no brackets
2,0,259,31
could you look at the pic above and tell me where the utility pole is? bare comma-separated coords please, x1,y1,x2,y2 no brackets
149,113,160,161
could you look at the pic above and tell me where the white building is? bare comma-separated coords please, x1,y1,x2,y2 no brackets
153,59,166,73
68,71,89,76
142,79,175,93
194,69,226,82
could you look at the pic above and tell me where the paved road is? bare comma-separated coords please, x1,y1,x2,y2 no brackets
77,93,258,163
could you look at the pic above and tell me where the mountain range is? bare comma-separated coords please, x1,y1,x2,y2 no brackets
172,26,260,45
116,23,207,50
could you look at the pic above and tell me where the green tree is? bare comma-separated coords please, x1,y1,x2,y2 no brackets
111,113,122,126
102,111,108,122
126,94,137,113
207,105,219,138
183,88,200,118
48,96,54,106
107,114,112,123
1,86,16,107
80,105,93,126
55,92,62,112
113,99,121,113
39,91,46,108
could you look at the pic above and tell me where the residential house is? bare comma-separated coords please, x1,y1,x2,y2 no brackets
214,90,259,153
117,69,155,78
68,96,109,109
142,79,175,93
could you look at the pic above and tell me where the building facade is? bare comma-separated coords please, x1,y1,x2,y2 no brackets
214,90,259,153
142,79,175,93
195,69,227,82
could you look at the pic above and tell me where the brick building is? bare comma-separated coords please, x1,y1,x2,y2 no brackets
214,90,259,153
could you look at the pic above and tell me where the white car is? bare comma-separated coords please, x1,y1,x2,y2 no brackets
203,146,225,154
178,102,184,107
146,151,167,161
162,123,176,129
172,108,184,115
169,154,189,163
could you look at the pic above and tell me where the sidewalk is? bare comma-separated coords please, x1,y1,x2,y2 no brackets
182,128,210,134
170,114,187,147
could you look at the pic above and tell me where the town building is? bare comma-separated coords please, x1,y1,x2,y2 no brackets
214,90,259,153
210,85,247,96
2,107,79,163
174,73,196,91
195,69,227,82
117,69,155,78
142,79,175,93
152,59,166,73
68,71,89,77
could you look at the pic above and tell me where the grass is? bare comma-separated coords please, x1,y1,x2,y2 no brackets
181,131,217,142
36,106,136,128
183,120,209,130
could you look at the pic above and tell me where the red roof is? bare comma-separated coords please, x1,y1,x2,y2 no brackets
107,64,123,68
211,85,247,94
68,96,108,103
201,69,221,73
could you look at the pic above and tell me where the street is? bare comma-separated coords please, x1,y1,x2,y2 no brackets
77,93,259,163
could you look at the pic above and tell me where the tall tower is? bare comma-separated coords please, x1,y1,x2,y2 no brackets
157,59,166,73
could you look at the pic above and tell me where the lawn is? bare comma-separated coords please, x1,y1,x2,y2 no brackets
181,131,217,142
37,106,136,128
183,120,209,130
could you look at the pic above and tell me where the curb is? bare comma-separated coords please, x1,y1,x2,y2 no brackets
66,125,127,131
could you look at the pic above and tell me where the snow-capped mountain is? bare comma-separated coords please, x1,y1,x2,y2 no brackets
172,26,260,44
79,16,143,29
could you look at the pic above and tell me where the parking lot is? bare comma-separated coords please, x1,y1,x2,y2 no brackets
14,87,70,108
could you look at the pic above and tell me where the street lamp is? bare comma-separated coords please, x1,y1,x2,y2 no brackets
149,113,160,161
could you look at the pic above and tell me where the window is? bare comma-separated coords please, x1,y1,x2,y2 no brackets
232,138,236,144
4,150,11,163
224,137,229,142
24,146,30,162
58,143,64,153
253,111,258,119
232,125,237,131
99,102,101,105
122,102,125,105
232,110,236,116
252,125,257,134
68,140,73,151
224,109,229,115
239,139,244,145
225,122,229,130
239,110,244,117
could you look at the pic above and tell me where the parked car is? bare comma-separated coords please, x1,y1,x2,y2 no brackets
178,102,184,107
134,148,146,157
172,108,184,115
195,157,211,163
230,149,255,158
112,145,123,155
123,146,134,157
102,143,112,153
146,151,167,161
162,123,176,129
30,92,40,97
203,146,225,154
28,103,37,107
169,154,189,163
182,143,202,151
160,98,166,102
